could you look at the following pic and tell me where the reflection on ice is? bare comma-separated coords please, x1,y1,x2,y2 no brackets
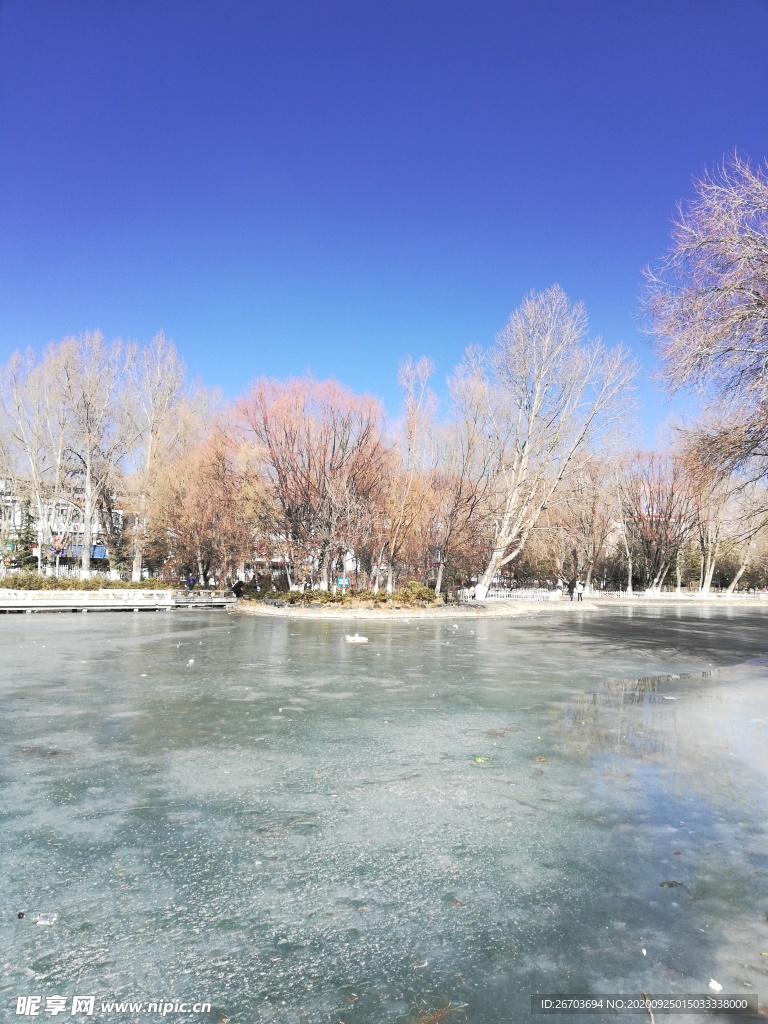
0,608,767,1023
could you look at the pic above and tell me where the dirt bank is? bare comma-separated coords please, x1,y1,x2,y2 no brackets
231,593,768,621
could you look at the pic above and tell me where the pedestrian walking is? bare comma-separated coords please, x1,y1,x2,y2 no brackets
576,579,584,601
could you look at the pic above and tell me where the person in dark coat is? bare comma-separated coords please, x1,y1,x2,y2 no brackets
232,579,244,598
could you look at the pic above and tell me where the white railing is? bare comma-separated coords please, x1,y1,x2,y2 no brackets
457,586,554,602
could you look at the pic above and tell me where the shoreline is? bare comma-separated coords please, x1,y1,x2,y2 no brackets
1,588,765,620
231,593,768,621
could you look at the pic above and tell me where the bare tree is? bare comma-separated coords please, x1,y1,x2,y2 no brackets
682,433,768,593
548,454,617,590
0,348,75,572
151,420,261,585
620,452,695,593
723,481,768,592
58,333,139,578
610,455,640,594
378,356,435,595
0,427,18,555
428,360,495,596
240,376,387,589
645,154,768,470
684,455,731,594
126,333,191,580
469,286,636,598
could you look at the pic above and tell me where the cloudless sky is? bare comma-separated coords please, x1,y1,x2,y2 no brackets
1,0,767,438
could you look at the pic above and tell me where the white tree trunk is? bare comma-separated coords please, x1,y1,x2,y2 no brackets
699,544,718,594
476,546,506,599
80,459,93,579
132,514,143,582
626,550,633,594
726,558,749,594
434,559,444,597
675,547,682,593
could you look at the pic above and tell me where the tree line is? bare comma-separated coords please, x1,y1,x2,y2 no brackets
2,155,768,594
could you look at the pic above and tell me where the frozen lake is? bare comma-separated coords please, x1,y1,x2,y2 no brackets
1,608,767,1023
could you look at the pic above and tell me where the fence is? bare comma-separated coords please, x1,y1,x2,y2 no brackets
457,586,641,601
0,565,118,581
457,587,555,602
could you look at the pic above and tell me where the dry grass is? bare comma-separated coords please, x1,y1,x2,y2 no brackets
411,999,468,1024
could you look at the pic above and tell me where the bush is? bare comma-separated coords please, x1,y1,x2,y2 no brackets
238,581,439,607
0,573,176,591
393,581,438,604
348,588,388,603
306,589,343,604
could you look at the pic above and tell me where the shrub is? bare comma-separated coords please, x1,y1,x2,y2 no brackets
306,589,343,604
349,588,388,603
394,581,438,604
0,573,176,591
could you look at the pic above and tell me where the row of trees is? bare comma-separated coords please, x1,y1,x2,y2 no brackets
1,286,642,591
1,154,767,592
0,332,190,578
1,333,764,593
523,450,767,594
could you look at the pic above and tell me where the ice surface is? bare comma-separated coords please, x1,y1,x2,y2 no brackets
1,607,767,1022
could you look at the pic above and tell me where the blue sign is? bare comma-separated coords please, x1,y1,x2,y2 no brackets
57,544,108,559
337,576,350,587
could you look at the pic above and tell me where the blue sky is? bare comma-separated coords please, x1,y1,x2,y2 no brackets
1,0,767,438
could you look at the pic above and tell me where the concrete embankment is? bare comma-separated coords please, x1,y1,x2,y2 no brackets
8,588,760,619
0,589,236,613
233,593,768,621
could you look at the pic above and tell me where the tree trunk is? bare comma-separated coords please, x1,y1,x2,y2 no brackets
698,539,705,592
476,547,505,599
626,550,632,594
319,547,331,590
658,562,671,590
132,514,143,582
726,556,749,594
386,563,394,596
81,459,93,579
649,561,671,593
726,530,756,593
700,560,716,594
435,558,445,597
676,547,682,594
700,543,718,594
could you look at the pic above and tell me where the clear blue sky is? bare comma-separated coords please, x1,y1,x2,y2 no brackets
1,0,767,437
